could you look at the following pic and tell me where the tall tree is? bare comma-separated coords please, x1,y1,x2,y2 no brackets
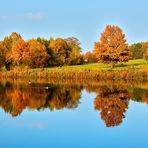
94,25,130,68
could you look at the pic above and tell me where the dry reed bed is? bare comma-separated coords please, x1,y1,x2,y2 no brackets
1,68,148,80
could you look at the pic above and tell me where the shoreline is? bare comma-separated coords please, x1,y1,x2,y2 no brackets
0,67,148,81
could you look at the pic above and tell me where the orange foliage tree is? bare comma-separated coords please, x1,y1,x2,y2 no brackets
0,42,5,69
48,38,71,66
0,32,22,69
83,51,97,63
94,25,130,68
27,39,49,68
11,39,29,66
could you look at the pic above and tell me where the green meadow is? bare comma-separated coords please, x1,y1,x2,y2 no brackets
26,59,148,72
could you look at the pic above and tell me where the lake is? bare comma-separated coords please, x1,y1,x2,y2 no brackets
0,79,148,148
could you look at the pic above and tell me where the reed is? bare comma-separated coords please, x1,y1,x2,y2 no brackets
1,59,148,80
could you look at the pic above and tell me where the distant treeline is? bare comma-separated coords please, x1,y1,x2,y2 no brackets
129,42,148,59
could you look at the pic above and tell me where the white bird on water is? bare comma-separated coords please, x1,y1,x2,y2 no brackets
44,86,49,89
29,80,49,89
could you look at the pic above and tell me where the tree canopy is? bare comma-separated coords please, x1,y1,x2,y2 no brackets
0,33,83,70
93,25,130,68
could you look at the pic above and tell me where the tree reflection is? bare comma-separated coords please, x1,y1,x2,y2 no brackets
94,86,130,127
0,79,148,128
132,88,148,104
0,82,82,117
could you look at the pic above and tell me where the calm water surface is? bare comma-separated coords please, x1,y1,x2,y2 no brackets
0,79,148,148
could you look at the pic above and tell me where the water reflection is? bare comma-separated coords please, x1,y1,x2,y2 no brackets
94,86,130,127
0,79,148,127
0,81,82,117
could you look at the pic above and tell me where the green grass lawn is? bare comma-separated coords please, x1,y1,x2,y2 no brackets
27,59,148,73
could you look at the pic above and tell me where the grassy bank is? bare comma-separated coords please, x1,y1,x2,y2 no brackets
1,59,148,80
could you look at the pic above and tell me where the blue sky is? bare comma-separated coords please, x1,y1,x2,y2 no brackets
0,0,148,52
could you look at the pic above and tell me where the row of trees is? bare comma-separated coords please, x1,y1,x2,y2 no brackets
129,42,148,59
0,32,83,70
0,25,148,70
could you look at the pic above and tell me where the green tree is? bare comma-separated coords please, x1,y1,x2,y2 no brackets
37,37,50,49
37,37,57,67
65,37,82,65
129,43,145,59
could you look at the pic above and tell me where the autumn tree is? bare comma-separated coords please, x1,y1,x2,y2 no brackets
94,25,130,68
1,32,22,52
27,39,49,68
37,37,50,49
0,32,22,70
48,38,71,66
83,51,97,63
0,42,5,69
65,37,82,65
11,39,29,66
37,37,57,67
